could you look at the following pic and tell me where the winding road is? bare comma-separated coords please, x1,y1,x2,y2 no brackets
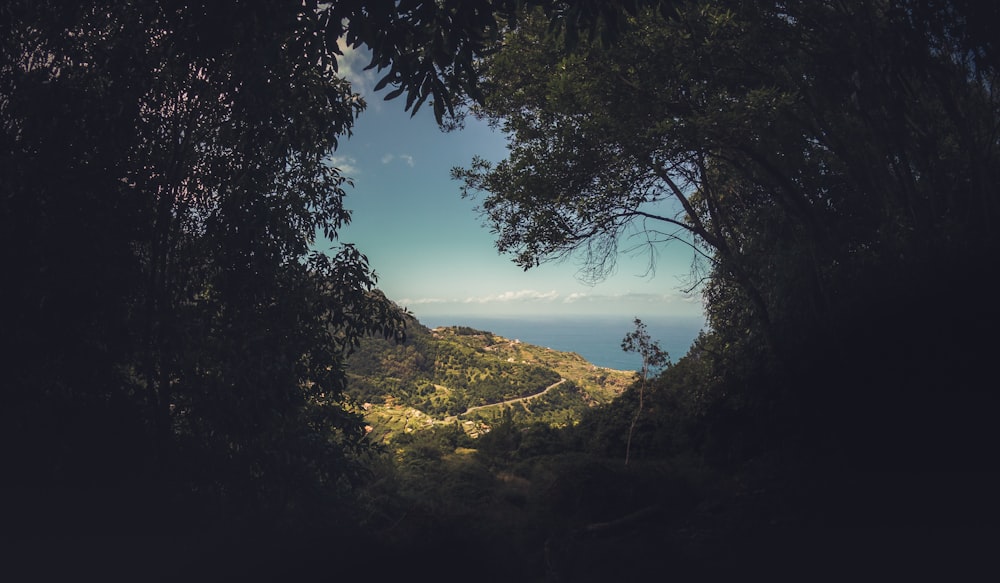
443,378,567,423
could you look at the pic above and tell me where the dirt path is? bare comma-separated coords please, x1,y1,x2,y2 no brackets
443,378,566,423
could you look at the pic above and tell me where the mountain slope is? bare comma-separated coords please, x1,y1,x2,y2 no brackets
344,314,635,442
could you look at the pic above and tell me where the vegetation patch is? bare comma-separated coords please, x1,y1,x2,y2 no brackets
347,316,634,441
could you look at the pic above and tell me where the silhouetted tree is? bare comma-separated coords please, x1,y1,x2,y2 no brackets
5,0,604,523
454,1,1000,358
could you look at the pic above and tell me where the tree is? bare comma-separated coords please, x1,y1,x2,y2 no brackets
454,1,1000,359
4,0,575,523
621,318,669,464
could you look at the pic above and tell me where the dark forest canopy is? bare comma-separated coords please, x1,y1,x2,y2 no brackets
0,0,659,525
3,1,1000,578
454,0,1000,358
0,0,538,525
447,0,1000,509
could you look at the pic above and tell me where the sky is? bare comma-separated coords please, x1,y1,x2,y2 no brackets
317,44,706,323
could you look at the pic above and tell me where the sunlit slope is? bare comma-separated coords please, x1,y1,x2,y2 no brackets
345,316,635,442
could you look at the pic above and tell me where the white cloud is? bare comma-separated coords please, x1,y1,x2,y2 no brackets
328,155,359,176
463,289,560,304
400,289,700,308
336,38,379,106
397,290,563,306
381,153,415,167
562,290,701,305
397,297,448,305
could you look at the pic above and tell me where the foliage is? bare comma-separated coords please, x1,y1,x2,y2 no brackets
346,316,633,438
0,1,711,529
0,0,510,526
455,1,1000,359
449,3,1000,496
341,0,673,124
7,1,1000,576
621,318,670,464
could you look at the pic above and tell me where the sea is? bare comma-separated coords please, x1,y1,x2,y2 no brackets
420,314,707,372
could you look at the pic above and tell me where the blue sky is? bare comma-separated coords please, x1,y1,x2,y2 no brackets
319,44,705,322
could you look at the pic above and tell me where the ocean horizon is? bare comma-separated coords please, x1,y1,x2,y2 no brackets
420,314,707,372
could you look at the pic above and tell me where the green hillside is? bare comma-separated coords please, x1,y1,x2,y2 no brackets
345,315,635,443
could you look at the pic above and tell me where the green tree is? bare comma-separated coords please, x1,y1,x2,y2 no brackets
448,1,1000,479
1,1,412,520
621,318,669,464
454,1,1000,358
4,0,599,523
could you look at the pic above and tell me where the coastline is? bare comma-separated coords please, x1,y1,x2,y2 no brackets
421,314,706,371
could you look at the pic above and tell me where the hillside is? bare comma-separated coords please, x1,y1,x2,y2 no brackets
344,315,635,443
